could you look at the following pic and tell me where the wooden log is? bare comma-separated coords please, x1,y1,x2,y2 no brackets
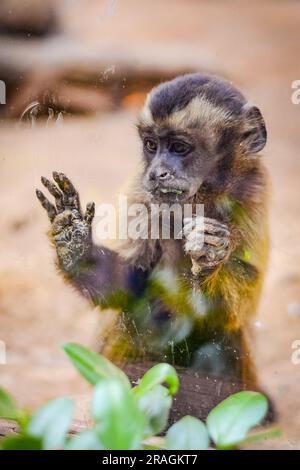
124,362,244,424
0,418,90,439
0,419,18,437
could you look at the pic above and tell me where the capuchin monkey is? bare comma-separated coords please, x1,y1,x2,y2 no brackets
36,73,269,388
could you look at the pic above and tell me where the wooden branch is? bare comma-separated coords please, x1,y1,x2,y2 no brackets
0,418,90,439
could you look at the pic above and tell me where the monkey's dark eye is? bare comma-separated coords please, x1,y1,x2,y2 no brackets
144,138,158,154
169,141,191,155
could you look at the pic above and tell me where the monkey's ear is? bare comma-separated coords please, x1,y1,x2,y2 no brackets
240,104,267,155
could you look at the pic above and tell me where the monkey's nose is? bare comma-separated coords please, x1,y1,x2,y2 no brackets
158,171,170,180
150,170,172,182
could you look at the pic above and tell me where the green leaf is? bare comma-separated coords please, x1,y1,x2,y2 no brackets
0,388,19,420
63,343,130,388
206,391,268,449
92,378,144,450
166,416,209,450
0,388,28,427
138,385,172,437
66,430,104,450
133,363,179,399
1,435,42,450
239,427,282,447
27,397,74,450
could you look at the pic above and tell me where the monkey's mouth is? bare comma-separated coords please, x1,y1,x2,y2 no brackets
159,187,184,195
151,186,189,201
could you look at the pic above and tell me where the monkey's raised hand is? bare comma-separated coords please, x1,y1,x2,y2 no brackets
183,217,231,275
36,172,95,273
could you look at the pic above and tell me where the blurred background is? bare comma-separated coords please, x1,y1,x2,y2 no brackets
0,0,300,448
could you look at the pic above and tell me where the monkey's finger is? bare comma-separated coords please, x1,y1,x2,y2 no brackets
203,217,229,231
52,171,81,212
84,202,95,225
203,223,230,237
41,176,64,212
52,171,76,195
36,189,57,222
203,234,230,248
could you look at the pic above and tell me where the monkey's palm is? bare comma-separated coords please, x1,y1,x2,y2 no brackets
36,172,95,272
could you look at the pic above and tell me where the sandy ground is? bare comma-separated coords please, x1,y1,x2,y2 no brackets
0,0,300,448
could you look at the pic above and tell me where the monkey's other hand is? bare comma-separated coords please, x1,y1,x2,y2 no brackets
36,172,95,273
183,217,231,275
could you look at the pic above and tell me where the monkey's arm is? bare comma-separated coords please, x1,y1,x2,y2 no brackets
185,215,267,386
63,243,134,307
184,211,268,330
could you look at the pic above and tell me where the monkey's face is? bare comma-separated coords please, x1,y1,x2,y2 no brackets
139,125,221,203
138,73,267,203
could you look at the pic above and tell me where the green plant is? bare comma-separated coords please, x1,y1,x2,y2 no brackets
0,343,280,450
